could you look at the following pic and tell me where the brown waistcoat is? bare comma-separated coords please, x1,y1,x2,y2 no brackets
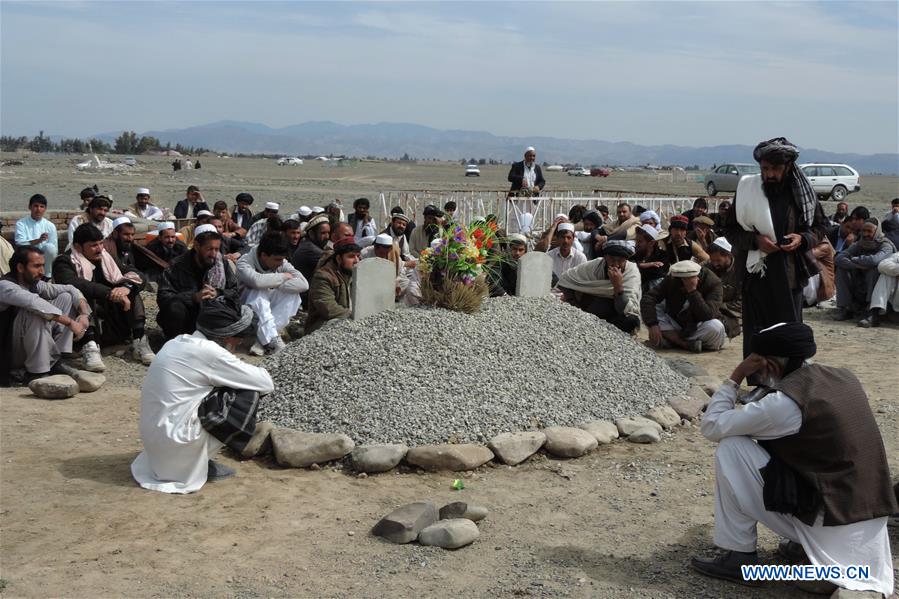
764,364,898,526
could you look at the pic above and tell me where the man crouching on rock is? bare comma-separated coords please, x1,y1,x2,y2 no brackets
131,299,273,494
692,322,896,596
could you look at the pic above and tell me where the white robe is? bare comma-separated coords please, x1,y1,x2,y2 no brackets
701,379,894,596
131,332,274,494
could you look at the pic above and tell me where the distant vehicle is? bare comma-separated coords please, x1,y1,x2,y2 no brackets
567,167,591,176
545,165,564,172
124,156,137,166
278,157,304,166
465,164,480,177
704,163,761,195
799,163,860,201
590,167,611,177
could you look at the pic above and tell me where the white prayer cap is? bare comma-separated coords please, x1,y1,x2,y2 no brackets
638,224,659,240
157,221,175,231
285,213,300,222
670,260,702,278
136,187,150,196
311,206,325,214
374,234,393,247
298,205,312,216
265,202,280,211
639,210,660,224
525,146,536,153
508,233,527,245
299,222,309,232
194,224,218,236
556,223,575,233
112,216,131,229
555,213,568,221
712,237,733,253
196,209,214,217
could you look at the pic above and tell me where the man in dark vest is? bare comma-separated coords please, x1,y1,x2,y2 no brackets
693,322,896,595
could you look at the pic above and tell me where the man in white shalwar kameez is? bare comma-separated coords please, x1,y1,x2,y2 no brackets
693,322,896,596
237,232,308,356
131,305,273,494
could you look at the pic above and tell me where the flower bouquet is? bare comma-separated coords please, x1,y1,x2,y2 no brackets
417,220,502,313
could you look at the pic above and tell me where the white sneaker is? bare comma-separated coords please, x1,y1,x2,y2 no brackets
248,341,265,356
82,341,106,372
132,336,156,366
265,337,287,355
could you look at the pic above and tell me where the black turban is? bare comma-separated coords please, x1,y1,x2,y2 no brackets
196,296,254,338
602,240,635,258
235,192,255,205
753,137,800,165
750,322,816,359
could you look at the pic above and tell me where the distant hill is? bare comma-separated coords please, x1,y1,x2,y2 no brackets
96,121,899,174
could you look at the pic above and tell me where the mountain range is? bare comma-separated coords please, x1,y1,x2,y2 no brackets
98,121,898,174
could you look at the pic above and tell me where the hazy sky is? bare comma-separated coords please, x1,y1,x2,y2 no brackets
2,1,897,154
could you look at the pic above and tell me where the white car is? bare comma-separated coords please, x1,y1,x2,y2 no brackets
278,157,303,166
799,163,860,201
465,164,480,176
124,156,137,166
567,167,590,176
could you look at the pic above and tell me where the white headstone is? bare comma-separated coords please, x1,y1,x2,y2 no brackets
351,257,396,320
516,252,552,297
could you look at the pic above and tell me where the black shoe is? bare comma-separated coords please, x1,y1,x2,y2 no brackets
691,549,761,586
776,539,807,564
833,308,852,321
23,371,51,385
207,460,236,482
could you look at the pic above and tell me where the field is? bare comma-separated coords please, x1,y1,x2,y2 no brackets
0,152,897,598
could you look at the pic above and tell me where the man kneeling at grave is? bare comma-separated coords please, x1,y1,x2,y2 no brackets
236,231,308,356
641,259,726,353
491,233,528,296
556,240,641,333
692,323,896,596
131,299,272,494
304,237,361,335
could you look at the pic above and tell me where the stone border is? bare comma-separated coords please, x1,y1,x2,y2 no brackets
244,370,716,473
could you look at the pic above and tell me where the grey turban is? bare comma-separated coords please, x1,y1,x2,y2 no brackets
753,137,800,165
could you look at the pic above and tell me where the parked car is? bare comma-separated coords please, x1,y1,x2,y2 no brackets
567,167,591,176
123,156,137,166
704,163,760,195
590,167,611,177
277,157,303,165
465,164,480,176
798,163,860,201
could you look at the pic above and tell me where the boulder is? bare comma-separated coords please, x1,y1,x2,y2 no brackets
663,357,708,378
418,518,480,549
351,444,408,473
405,444,494,471
577,420,619,444
371,502,438,544
829,589,881,599
271,428,354,468
627,426,662,444
615,416,663,437
543,426,598,458
438,501,488,522
668,385,711,420
645,405,681,430
241,421,274,458
487,431,546,466
28,375,79,399
690,375,721,397
72,370,105,392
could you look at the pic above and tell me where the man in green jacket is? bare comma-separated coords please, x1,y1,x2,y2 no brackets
304,237,361,335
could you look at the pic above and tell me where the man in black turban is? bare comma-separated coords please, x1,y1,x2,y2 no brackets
692,322,897,594
724,137,829,361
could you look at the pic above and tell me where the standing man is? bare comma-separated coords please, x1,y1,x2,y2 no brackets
15,194,59,277
507,146,545,196
173,186,209,219
126,188,164,221
724,137,828,357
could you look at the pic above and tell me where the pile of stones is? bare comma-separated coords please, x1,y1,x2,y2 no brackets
372,501,488,550
27,371,106,400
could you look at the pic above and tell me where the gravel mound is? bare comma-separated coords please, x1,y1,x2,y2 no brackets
259,296,687,446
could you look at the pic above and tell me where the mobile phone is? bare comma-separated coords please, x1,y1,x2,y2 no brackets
778,236,791,246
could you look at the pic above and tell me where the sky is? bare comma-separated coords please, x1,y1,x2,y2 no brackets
1,1,897,155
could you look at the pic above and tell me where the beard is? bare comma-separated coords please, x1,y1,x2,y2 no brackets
761,169,791,199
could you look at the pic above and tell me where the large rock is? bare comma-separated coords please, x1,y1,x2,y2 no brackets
72,370,105,392
664,357,708,378
488,431,545,466
627,426,662,444
829,589,881,599
418,518,480,549
351,444,408,473
271,428,355,468
615,416,663,437
645,405,681,430
241,421,274,458
690,375,721,397
668,385,711,420
405,444,494,471
577,420,619,444
543,426,598,458
28,375,79,399
371,502,438,544
439,501,488,522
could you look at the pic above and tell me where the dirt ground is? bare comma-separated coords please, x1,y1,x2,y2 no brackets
1,306,896,598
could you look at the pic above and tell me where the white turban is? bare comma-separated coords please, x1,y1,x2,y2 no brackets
157,222,175,231
557,223,575,233
136,187,150,196
265,202,280,211
112,216,131,229
712,237,733,253
194,224,218,236
374,234,393,247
